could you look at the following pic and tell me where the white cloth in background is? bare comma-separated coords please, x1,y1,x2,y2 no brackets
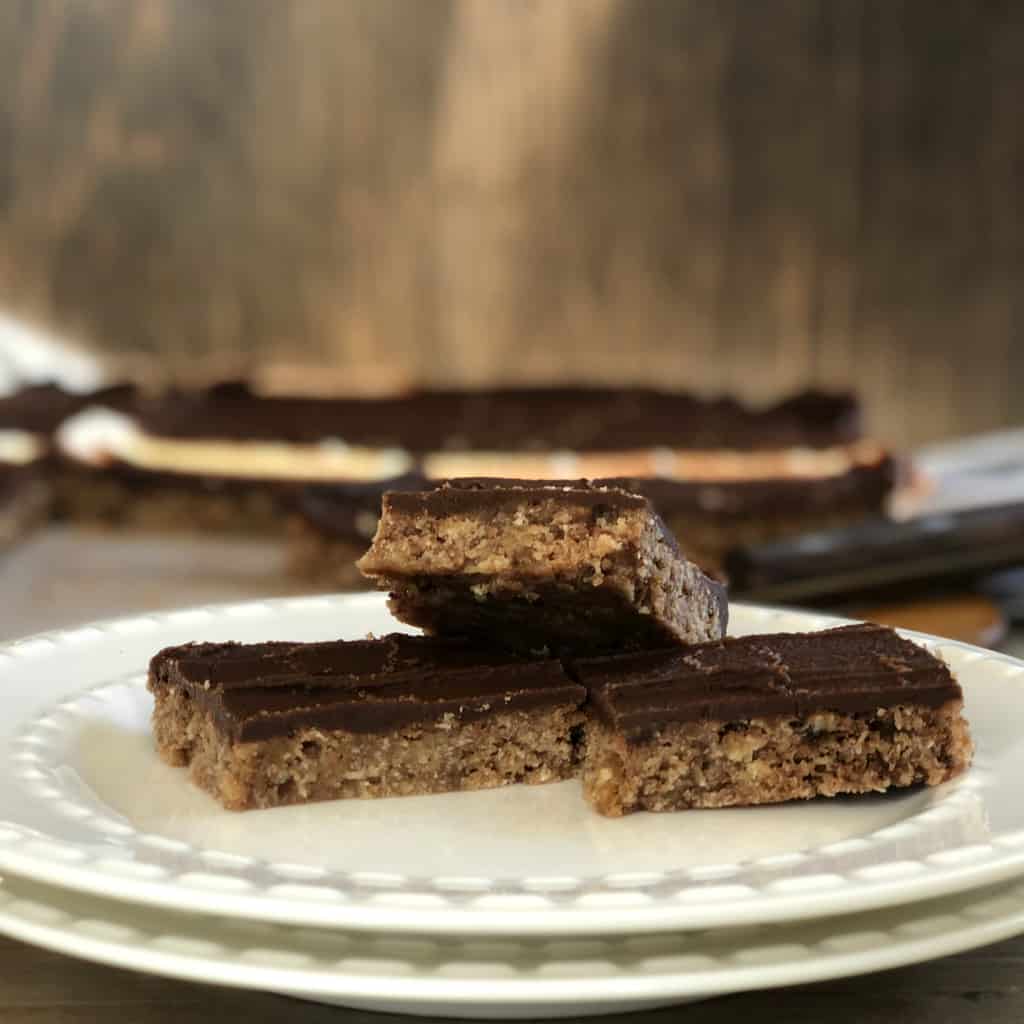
0,314,104,396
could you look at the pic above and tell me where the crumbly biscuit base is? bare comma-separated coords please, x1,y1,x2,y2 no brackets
581,700,973,817
151,685,584,811
362,497,647,581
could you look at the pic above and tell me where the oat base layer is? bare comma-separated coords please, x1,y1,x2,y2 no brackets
151,687,583,811
582,701,974,817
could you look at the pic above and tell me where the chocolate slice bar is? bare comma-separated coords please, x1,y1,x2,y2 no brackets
574,623,973,816
357,478,727,655
149,633,585,811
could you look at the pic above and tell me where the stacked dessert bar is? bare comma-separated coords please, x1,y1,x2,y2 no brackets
150,479,971,816
42,380,895,580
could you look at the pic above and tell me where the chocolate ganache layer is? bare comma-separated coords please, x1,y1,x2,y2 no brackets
571,623,962,737
149,633,584,743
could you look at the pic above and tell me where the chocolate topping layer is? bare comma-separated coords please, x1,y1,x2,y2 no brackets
149,633,584,742
572,623,962,735
0,383,134,435
135,382,860,452
384,477,650,519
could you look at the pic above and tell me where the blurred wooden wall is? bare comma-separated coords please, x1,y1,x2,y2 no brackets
0,0,1021,445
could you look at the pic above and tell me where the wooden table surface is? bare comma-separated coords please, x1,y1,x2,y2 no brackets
2,528,1024,1023
4,931,1024,1024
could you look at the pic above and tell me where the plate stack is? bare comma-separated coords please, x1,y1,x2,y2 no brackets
0,593,1022,1018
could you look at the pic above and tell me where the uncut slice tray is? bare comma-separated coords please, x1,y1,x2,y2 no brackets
357,478,727,655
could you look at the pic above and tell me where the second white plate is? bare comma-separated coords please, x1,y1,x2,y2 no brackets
4,869,1024,1018
0,593,1019,936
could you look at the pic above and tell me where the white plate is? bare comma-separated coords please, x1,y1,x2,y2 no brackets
0,593,1017,937
3,870,1024,1018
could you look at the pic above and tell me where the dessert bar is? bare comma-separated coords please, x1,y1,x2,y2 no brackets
575,623,973,816
150,623,973,817
149,633,585,811
357,478,727,655
40,379,887,577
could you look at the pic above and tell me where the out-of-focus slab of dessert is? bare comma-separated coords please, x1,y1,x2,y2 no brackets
24,379,899,586
5,366,1023,649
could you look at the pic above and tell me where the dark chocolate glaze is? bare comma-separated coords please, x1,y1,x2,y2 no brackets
385,477,650,518
0,383,135,435
134,382,861,452
149,633,583,742
571,623,962,737
150,623,955,749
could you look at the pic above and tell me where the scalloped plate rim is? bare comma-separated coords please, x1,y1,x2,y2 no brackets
0,592,1017,937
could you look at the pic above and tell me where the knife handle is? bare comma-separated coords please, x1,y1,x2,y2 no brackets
725,502,1024,603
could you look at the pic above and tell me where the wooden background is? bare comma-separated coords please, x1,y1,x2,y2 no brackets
0,0,1021,445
